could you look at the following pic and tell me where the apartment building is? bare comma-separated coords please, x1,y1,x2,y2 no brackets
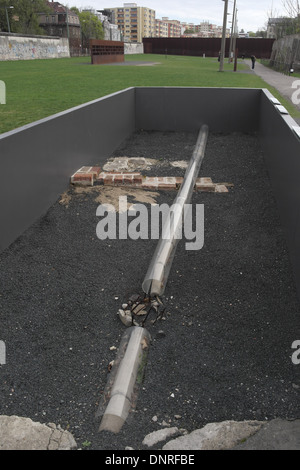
105,3,155,42
155,19,169,38
182,21,229,38
160,17,181,37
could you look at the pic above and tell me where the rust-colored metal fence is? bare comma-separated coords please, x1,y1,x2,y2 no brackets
143,37,275,59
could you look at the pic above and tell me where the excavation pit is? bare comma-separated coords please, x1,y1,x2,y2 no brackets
0,87,300,448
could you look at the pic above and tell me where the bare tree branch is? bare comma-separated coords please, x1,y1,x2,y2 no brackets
282,0,300,17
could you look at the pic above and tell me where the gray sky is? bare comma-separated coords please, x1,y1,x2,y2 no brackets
67,0,287,32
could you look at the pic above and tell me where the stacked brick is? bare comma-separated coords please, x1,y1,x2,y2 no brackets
70,167,229,193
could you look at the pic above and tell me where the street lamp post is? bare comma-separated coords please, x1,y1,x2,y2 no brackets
0,5,14,33
228,0,236,63
233,8,238,71
219,0,228,72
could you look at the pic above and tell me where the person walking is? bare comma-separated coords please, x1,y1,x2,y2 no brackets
251,55,256,69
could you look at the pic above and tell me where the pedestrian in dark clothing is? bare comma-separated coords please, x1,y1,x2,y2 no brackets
251,55,256,69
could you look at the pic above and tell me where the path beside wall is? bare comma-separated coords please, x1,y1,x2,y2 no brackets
0,33,70,61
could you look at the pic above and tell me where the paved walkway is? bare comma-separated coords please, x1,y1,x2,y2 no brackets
245,59,300,124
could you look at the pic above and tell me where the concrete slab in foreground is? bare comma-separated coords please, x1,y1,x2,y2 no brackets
0,416,77,450
1,416,299,450
162,419,300,451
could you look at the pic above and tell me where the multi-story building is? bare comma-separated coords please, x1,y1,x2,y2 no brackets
161,17,181,37
104,3,155,43
182,21,229,38
155,19,168,38
38,1,81,52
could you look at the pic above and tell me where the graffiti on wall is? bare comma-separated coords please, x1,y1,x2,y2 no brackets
0,36,70,61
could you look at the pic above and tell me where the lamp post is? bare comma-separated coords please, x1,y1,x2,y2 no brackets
0,5,14,33
232,8,238,71
65,7,69,42
228,0,236,63
219,0,228,72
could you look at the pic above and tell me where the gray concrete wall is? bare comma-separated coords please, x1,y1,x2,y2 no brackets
259,89,300,298
124,43,144,54
270,34,300,71
0,33,70,60
0,88,135,252
135,87,261,132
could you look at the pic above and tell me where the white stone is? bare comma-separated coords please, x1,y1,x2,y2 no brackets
142,427,179,447
0,416,77,450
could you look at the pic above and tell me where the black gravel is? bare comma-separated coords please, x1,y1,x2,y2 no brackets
0,130,299,450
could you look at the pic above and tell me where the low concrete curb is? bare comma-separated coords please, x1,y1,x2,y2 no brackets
0,416,77,450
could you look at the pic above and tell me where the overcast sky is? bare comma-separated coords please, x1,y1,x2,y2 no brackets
66,0,287,32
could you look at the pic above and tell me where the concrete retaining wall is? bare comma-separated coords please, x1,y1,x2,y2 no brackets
135,87,260,132
259,89,300,295
0,33,70,60
124,43,144,54
270,34,300,72
1,87,300,304
0,88,135,252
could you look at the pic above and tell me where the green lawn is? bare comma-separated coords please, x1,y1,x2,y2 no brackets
0,54,299,134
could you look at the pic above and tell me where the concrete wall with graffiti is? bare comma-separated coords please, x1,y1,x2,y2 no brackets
270,34,300,73
0,33,70,61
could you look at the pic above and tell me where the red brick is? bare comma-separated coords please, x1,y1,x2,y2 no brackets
133,175,143,184
114,175,124,185
196,177,212,185
71,166,102,186
123,174,134,184
71,172,94,186
97,172,107,183
103,174,114,185
195,183,216,192
90,166,101,177
157,183,177,190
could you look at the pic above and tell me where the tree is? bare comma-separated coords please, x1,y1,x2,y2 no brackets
0,0,51,35
0,1,16,32
184,28,194,34
282,0,300,17
255,29,267,38
71,8,104,49
282,0,300,33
